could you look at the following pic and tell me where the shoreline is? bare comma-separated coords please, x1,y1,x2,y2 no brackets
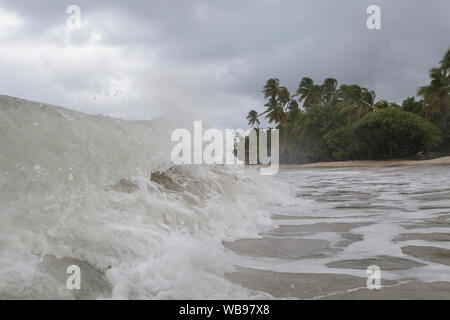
245,156,450,170
274,156,450,170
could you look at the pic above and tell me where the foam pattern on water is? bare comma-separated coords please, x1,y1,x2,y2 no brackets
0,96,294,299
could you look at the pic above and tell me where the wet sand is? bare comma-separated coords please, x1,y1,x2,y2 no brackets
225,165,450,299
226,266,450,299
401,246,450,266
224,238,335,259
325,256,426,270
226,233,450,299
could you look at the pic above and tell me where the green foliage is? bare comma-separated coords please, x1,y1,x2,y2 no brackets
336,85,376,123
260,78,298,127
295,77,338,109
263,97,286,125
245,47,449,163
441,128,450,153
417,47,450,127
295,104,346,161
325,125,363,161
401,97,425,117
246,110,260,127
354,108,442,159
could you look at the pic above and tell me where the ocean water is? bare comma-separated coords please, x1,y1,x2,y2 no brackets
228,167,450,299
0,95,293,299
1,95,448,299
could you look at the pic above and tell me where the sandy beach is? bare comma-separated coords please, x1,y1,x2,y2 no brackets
278,156,450,170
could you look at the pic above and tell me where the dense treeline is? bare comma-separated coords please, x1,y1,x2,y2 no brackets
246,47,450,163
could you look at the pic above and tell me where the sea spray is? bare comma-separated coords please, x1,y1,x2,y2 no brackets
0,95,294,299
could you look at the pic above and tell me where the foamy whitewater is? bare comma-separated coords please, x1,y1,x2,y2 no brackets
0,95,294,299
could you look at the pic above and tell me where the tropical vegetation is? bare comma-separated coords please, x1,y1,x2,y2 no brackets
245,47,450,163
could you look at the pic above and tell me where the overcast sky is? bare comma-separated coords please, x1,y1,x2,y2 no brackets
0,0,449,128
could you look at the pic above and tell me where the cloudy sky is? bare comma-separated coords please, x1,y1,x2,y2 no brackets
0,0,449,128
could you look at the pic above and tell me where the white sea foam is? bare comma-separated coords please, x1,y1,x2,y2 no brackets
0,95,293,299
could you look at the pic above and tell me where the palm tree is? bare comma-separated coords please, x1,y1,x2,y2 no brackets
337,85,376,123
262,97,286,126
261,78,303,127
246,110,260,127
361,88,376,108
263,78,280,100
321,78,338,104
287,100,299,119
295,77,321,108
295,77,339,108
440,47,450,70
277,86,291,109
418,48,450,127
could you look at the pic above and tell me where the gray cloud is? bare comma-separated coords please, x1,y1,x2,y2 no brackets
0,0,449,128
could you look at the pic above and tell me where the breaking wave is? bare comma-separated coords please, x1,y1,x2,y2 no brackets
0,95,293,299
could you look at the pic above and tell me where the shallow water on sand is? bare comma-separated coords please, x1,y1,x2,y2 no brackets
226,165,450,299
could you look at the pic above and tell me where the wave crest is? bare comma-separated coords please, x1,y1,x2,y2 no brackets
0,95,292,299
